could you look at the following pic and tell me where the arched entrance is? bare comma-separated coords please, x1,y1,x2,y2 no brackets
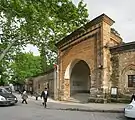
70,60,90,102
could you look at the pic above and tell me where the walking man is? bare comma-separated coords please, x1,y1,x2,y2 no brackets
22,90,28,104
41,88,49,108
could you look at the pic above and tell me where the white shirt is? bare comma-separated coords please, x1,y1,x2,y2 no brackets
44,91,47,95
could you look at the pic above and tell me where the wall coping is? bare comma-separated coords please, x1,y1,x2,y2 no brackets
56,13,115,48
110,41,135,54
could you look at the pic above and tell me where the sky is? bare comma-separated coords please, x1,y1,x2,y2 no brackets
26,0,135,55
23,44,40,56
73,0,135,42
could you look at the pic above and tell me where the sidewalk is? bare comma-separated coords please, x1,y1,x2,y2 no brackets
27,95,127,113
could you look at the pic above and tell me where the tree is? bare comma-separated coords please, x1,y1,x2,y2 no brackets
10,52,42,84
0,0,88,61
0,0,89,82
0,61,9,85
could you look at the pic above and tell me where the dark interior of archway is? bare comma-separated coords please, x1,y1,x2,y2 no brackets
70,60,90,96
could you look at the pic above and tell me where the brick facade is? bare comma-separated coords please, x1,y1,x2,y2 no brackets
56,14,123,101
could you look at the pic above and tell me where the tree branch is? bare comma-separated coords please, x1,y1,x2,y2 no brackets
0,39,17,61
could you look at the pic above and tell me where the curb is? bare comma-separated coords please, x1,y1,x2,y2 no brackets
25,95,124,113
46,107,124,113
56,108,124,113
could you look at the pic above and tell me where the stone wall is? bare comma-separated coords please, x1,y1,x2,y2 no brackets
110,49,135,99
58,35,98,100
56,14,124,102
110,54,119,87
118,50,135,94
32,70,55,97
57,14,117,101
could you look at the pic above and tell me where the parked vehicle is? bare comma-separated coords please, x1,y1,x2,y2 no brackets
0,87,18,106
3,86,12,94
124,100,135,118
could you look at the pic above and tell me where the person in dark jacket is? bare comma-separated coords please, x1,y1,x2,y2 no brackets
41,88,49,108
130,93,135,102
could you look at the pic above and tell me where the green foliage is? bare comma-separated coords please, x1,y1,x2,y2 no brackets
10,52,42,84
0,57,13,85
0,0,88,60
0,0,89,83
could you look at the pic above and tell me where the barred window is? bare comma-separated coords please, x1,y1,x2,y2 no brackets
128,75,135,87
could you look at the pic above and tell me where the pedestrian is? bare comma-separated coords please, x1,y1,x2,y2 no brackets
22,90,28,104
18,89,22,95
34,92,39,100
30,87,33,96
130,93,135,102
41,88,49,108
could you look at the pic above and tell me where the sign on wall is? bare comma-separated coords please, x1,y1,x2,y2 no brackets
111,87,118,95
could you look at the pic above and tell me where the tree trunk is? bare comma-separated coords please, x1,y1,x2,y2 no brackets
0,39,16,62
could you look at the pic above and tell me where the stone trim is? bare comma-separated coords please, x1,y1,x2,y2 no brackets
121,64,135,75
111,30,122,41
61,32,98,51
111,48,135,55
56,14,114,48
110,41,135,54
59,27,101,51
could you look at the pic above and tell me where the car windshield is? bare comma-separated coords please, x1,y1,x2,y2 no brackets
0,88,10,93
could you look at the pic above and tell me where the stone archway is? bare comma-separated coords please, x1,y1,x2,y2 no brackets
64,59,91,102
70,60,90,95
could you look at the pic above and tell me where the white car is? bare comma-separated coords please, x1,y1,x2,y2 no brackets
125,100,135,118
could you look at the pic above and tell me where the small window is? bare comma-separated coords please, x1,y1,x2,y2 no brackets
128,75,135,87
38,84,40,89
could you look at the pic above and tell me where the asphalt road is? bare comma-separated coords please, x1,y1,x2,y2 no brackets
0,99,131,120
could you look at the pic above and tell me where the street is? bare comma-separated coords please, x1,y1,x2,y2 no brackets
0,98,129,120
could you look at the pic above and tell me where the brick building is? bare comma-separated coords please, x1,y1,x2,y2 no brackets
54,14,135,102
